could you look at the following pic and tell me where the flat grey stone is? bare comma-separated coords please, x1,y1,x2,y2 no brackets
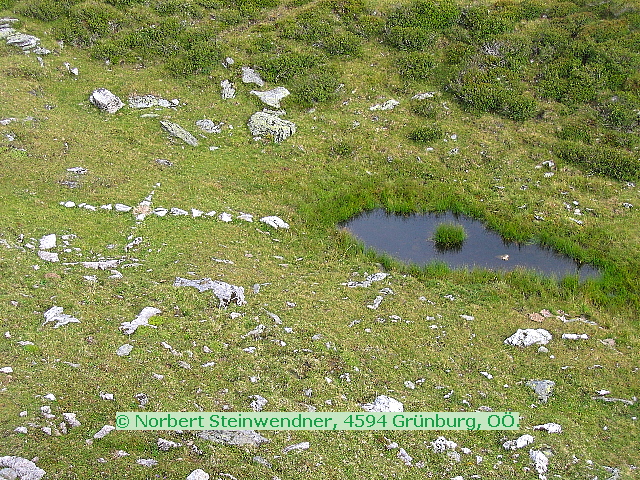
504,328,552,347
250,87,290,108
129,95,173,108
116,344,133,356
241,66,264,87
259,216,289,229
527,379,555,403
196,119,222,133
197,430,269,446
186,469,210,480
160,121,199,146
42,306,79,328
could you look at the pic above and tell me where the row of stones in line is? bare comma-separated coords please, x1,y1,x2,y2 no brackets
58,200,290,229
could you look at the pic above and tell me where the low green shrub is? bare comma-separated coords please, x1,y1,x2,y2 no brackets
556,123,593,144
433,223,466,249
385,26,437,51
17,0,75,22
397,51,435,80
409,124,442,143
410,100,438,119
386,0,460,31
69,1,123,37
554,141,639,181
320,31,361,56
258,51,322,83
329,141,355,157
459,6,515,39
290,67,341,106
598,97,639,130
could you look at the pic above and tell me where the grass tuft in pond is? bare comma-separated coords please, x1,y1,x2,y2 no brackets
433,222,466,250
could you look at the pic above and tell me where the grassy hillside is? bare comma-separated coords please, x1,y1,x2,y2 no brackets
1,1,638,479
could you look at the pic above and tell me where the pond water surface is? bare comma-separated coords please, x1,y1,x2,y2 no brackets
341,209,600,280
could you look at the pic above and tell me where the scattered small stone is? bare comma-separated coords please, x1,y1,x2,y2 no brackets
480,371,493,380
155,159,173,167
128,95,173,109
120,306,161,334
89,88,124,114
343,272,389,288
527,380,555,403
561,333,589,340
135,393,149,407
260,216,289,229
411,92,436,100
367,295,383,309
42,306,80,328
503,434,534,450
116,344,133,356
157,438,183,451
174,277,246,307
528,313,545,323
196,119,223,134
533,423,562,433
369,99,399,111
404,380,416,389
218,212,233,222
0,367,13,374
431,436,457,453
591,395,636,406
221,80,236,99
397,448,412,465
115,203,132,212
39,234,56,250
93,425,115,439
537,346,549,353
136,459,158,467
197,430,269,446
282,442,310,453
504,329,552,347
460,315,474,321
14,427,27,434
186,469,210,480
361,395,403,412
37,251,59,262
529,449,548,479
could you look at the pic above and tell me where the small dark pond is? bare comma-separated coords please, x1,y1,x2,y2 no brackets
341,209,600,280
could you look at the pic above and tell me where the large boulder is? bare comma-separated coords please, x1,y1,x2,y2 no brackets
250,87,290,108
248,111,296,143
160,121,199,147
89,88,124,114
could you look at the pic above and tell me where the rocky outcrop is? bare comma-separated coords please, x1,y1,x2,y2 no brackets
248,111,296,142
250,87,290,108
160,121,199,146
89,88,124,114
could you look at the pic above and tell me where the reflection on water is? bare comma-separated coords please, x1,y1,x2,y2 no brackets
341,209,600,280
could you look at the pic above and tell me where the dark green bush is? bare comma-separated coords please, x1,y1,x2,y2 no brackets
325,0,367,17
385,26,437,51
166,37,222,76
410,100,438,119
320,31,361,56
291,67,341,106
258,51,322,83
330,140,355,157
17,0,75,22
69,1,123,37
397,52,435,80
459,6,515,39
279,10,334,42
348,14,385,38
386,0,460,31
104,0,146,6
598,98,639,130
556,123,593,144
409,124,442,143
555,141,639,181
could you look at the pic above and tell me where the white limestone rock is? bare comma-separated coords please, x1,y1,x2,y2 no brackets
0,457,45,480
42,306,79,328
128,95,173,109
503,434,534,450
39,234,56,250
250,87,290,108
89,88,124,114
504,328,552,347
221,79,236,99
186,469,210,480
260,216,289,229
120,307,161,334
174,277,246,307
241,66,264,86
361,395,403,412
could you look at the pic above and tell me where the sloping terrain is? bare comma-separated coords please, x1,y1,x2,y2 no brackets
0,1,639,479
